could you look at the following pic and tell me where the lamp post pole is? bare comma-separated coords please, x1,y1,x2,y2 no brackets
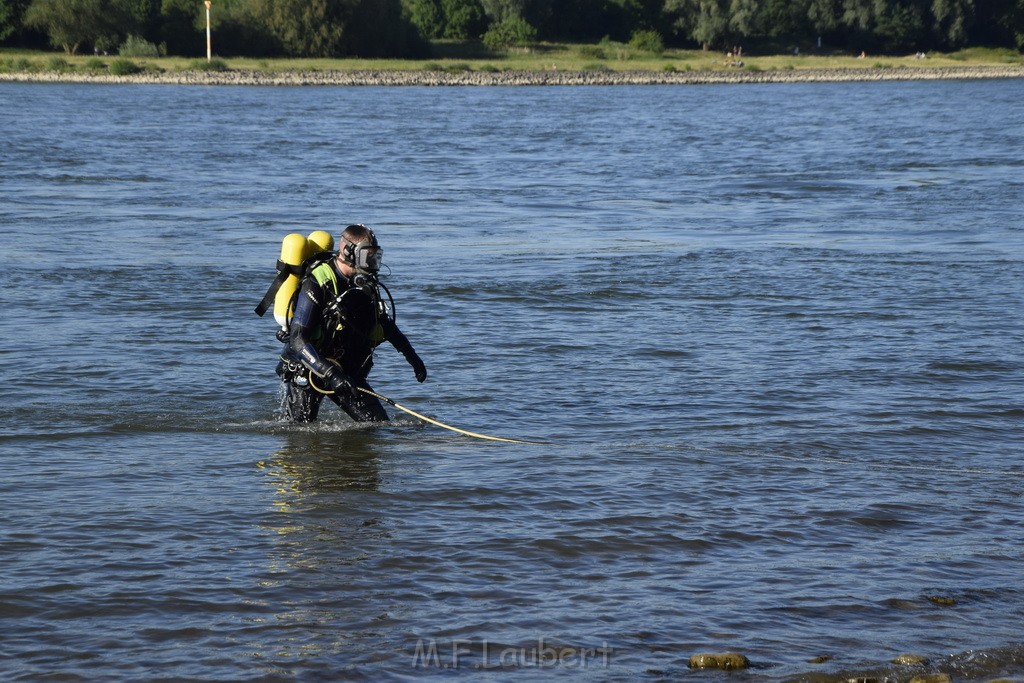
204,0,212,62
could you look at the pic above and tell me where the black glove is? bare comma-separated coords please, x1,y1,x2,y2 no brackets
407,352,427,383
322,365,357,399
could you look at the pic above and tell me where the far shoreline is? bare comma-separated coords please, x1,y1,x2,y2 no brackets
2,64,1023,86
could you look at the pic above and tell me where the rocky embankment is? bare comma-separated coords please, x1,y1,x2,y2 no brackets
2,64,1022,86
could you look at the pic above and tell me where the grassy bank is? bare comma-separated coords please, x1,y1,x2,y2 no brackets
2,43,1022,79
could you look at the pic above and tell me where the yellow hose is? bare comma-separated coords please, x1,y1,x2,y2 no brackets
306,359,546,444
356,387,549,445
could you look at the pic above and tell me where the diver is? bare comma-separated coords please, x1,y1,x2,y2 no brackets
275,224,427,423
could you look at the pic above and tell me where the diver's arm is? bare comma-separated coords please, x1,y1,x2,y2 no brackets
288,280,343,381
288,324,338,379
384,317,427,383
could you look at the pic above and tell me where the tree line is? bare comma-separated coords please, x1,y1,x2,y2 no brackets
2,0,1022,58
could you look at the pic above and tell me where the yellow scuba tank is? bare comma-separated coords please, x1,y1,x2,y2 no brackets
273,233,309,330
256,230,338,331
305,230,334,258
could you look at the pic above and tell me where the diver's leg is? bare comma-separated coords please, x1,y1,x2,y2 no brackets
277,361,324,423
287,383,324,422
336,379,389,422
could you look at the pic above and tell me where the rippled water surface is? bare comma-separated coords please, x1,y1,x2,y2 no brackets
2,79,1023,681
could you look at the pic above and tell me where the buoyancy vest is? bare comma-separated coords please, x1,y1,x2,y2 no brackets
310,261,386,347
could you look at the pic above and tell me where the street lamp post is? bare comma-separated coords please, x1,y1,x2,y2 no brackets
204,0,212,62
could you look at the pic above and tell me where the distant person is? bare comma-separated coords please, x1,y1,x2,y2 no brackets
275,224,427,423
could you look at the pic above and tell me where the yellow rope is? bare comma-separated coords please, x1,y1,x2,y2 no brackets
357,387,548,445
304,359,546,444
307,370,335,395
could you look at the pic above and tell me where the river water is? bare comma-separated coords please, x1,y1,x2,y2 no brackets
1,78,1023,681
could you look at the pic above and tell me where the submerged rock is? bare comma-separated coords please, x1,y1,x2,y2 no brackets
688,652,750,670
893,654,930,665
927,595,958,606
908,674,952,683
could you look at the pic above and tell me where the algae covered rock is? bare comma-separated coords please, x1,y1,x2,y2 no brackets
926,595,958,606
908,674,952,683
688,652,750,670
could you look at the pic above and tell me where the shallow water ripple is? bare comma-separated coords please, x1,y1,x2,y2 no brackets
1,79,1023,680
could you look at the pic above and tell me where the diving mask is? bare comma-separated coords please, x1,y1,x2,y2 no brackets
352,242,382,272
342,233,383,273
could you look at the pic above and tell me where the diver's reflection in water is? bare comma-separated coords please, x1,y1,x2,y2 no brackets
253,428,399,663
256,427,389,570
259,427,383,498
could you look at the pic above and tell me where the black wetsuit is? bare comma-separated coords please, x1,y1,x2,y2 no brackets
276,259,421,423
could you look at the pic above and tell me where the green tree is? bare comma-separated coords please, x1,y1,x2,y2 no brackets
24,0,135,53
479,0,522,21
250,0,351,56
158,0,197,54
610,0,663,32
121,0,157,36
0,0,32,41
629,26,663,50
531,0,617,42
760,0,809,36
693,0,728,49
875,1,927,50
1006,0,1023,48
842,0,880,33
441,0,486,38
664,0,729,49
971,0,1023,48
346,0,425,56
728,0,758,36
930,0,973,47
219,0,282,56
842,0,890,48
1013,0,1024,48
807,0,843,34
482,0,599,41
405,0,443,38
481,10,533,46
